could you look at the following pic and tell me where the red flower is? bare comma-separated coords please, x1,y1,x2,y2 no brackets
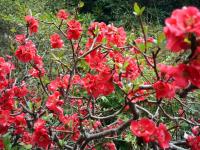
0,109,13,135
85,49,107,70
66,20,82,40
128,89,146,103
46,91,64,114
0,139,4,149
57,9,69,20
29,55,46,78
0,57,14,80
88,22,107,38
147,37,156,43
13,85,28,97
131,119,171,149
29,68,45,78
0,89,15,110
15,34,26,44
187,60,200,88
13,113,27,134
48,77,62,91
123,58,140,80
130,118,156,139
192,126,200,136
83,68,114,98
106,25,126,47
103,142,117,150
15,40,36,63
32,119,51,149
153,81,175,99
154,123,171,149
59,114,80,141
187,136,200,150
50,33,64,48
93,121,102,129
25,15,39,34
164,6,200,52
21,132,32,145
170,64,190,89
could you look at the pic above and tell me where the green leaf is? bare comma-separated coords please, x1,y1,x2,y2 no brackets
42,113,53,121
101,96,109,102
123,61,129,69
10,27,16,33
102,37,107,45
78,1,84,8
133,3,140,16
140,7,145,15
51,53,60,61
27,101,33,111
3,133,12,150
157,32,165,45
20,143,32,150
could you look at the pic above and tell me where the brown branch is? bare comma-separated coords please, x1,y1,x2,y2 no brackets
85,118,132,141
88,105,126,120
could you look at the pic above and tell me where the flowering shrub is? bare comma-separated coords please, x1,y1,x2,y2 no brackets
0,3,200,150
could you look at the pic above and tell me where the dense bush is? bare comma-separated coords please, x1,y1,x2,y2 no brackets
1,2,200,150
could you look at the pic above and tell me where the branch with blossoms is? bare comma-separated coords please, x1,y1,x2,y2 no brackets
1,3,200,150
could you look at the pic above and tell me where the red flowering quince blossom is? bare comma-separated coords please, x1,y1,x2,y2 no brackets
50,33,64,48
164,6,200,52
15,34,26,44
105,24,126,47
87,22,126,47
187,136,200,150
0,57,14,81
25,15,39,34
0,109,13,135
85,49,107,70
66,19,82,40
57,9,69,20
103,142,117,150
13,113,27,134
13,85,29,98
123,57,140,80
29,55,46,78
83,68,114,98
131,118,171,149
0,140,4,149
153,123,172,149
192,126,200,135
158,60,200,90
128,89,146,103
15,40,37,63
46,91,64,114
32,119,52,149
130,118,156,138
153,80,175,99
0,60,10,90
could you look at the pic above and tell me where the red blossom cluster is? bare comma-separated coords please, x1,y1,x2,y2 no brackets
50,33,64,48
130,118,171,149
67,19,82,40
32,119,52,148
164,6,200,52
57,9,69,20
152,6,200,100
187,126,200,150
25,15,39,34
